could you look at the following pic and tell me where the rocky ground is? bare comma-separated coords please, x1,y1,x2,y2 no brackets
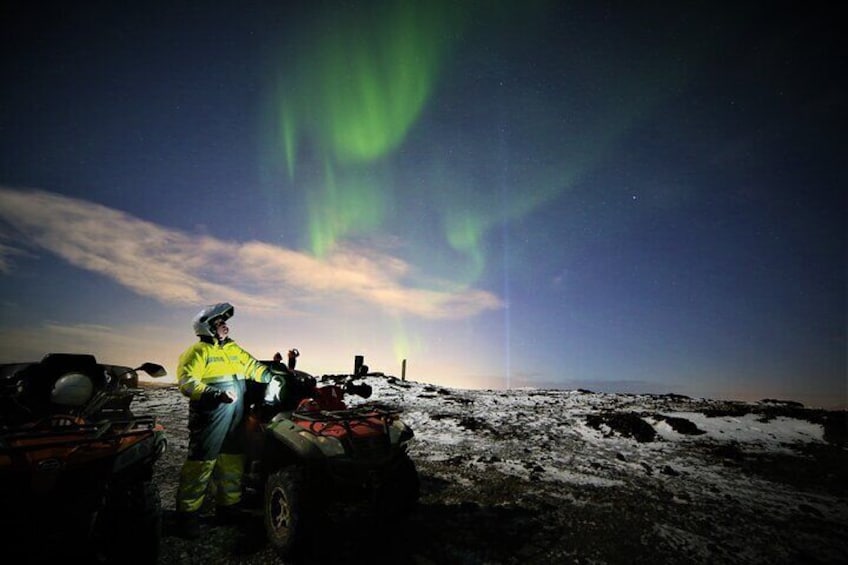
139,378,848,564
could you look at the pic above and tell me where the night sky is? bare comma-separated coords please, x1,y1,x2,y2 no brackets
1,1,844,408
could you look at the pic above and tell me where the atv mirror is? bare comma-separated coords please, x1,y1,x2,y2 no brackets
136,362,167,378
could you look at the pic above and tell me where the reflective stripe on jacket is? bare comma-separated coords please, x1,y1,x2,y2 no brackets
178,338,270,401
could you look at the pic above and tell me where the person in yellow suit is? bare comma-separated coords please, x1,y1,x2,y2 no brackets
175,302,283,538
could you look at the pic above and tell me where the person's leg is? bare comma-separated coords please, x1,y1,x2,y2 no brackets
175,386,236,536
214,380,247,521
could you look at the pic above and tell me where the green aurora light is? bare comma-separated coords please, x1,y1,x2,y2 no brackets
266,0,694,288
272,2,462,256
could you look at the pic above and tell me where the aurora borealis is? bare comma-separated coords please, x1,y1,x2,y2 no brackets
268,1,465,262
0,1,844,408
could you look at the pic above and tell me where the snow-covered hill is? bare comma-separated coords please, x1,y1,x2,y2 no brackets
140,373,847,564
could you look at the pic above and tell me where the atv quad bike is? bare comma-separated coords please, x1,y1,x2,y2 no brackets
0,353,168,564
243,351,420,560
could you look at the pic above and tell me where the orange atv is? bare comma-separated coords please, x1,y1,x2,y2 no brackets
243,351,420,560
0,353,168,564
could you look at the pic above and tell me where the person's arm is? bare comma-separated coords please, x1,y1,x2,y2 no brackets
232,343,289,404
178,343,209,400
236,344,274,384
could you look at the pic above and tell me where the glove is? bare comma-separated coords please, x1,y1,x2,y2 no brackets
263,375,284,404
199,387,234,409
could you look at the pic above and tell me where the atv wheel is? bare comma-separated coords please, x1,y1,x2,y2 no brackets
377,453,420,518
264,466,308,559
96,480,162,564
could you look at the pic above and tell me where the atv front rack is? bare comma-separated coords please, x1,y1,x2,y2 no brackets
0,414,161,452
289,403,404,448
289,402,408,464
290,402,403,423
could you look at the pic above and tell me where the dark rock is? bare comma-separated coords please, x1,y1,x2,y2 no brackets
760,398,805,408
822,411,847,445
657,415,706,435
714,442,745,462
586,412,657,443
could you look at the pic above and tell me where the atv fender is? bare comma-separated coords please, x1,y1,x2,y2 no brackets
266,419,330,460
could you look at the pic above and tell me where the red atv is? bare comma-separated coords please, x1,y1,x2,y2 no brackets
243,351,420,560
0,353,168,564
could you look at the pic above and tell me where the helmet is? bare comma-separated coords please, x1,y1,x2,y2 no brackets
192,302,234,337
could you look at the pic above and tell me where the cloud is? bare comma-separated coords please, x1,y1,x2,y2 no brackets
0,321,186,376
0,244,12,274
0,321,152,358
0,239,32,274
0,187,502,319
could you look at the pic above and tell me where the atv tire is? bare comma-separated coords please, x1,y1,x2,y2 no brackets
377,452,420,518
96,480,162,564
264,466,309,559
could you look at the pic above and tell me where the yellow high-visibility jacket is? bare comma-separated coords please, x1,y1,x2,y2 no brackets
177,337,270,401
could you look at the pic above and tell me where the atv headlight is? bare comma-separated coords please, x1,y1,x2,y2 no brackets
51,372,94,407
389,420,414,445
299,431,346,457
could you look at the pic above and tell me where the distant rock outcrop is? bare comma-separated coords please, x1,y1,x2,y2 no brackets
585,412,657,443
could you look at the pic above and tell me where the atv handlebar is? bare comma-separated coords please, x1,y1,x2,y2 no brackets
344,380,372,399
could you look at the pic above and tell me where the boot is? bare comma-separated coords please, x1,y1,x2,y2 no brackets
216,502,245,525
176,511,201,539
